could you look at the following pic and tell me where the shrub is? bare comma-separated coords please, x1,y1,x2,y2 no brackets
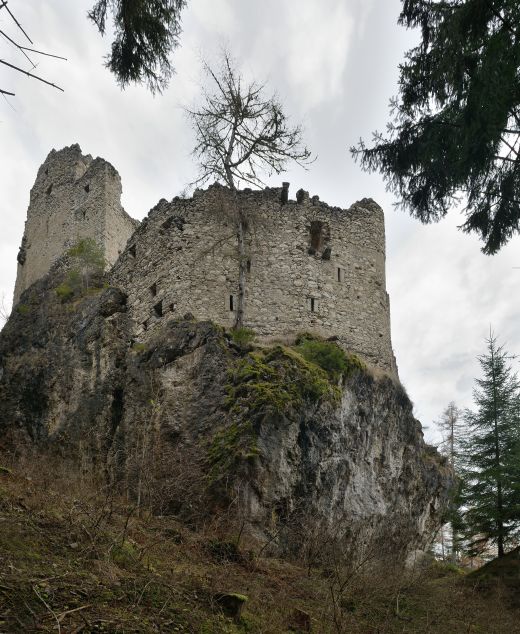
55,282,74,302
230,327,255,348
67,238,105,270
56,269,82,300
15,304,30,315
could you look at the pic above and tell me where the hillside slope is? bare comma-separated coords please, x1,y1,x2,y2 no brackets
1,465,519,633
0,265,450,566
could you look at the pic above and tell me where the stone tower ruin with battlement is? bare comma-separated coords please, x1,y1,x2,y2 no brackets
13,145,138,305
13,145,397,374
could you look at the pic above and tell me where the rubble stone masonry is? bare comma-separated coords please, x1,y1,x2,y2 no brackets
13,145,138,305
14,145,396,373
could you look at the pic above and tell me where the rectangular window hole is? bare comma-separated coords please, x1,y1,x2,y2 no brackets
229,295,235,311
142,320,148,332
309,297,317,312
153,301,163,318
169,302,175,312
149,282,157,297
337,267,344,282
129,244,136,258
246,259,251,273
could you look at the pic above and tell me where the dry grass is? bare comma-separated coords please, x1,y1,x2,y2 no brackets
0,453,518,633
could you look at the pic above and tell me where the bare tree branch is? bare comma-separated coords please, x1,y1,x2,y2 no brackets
0,59,64,91
0,3,65,97
2,1,33,44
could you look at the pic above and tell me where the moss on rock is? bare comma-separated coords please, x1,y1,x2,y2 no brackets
208,342,358,484
208,421,259,483
226,345,339,419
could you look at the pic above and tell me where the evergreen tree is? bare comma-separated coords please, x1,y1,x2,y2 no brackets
88,0,187,93
351,0,520,254
462,333,520,557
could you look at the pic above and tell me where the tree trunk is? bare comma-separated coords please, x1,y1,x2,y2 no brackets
490,344,505,557
234,208,247,329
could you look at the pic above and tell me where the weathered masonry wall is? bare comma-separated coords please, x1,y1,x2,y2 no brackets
13,145,138,305
14,146,397,373
111,185,396,373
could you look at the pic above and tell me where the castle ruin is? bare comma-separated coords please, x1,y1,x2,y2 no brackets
13,145,397,373
13,145,138,305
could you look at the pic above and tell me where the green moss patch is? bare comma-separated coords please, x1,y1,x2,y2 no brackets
226,346,338,419
295,336,365,382
208,343,354,484
15,304,31,315
208,421,259,483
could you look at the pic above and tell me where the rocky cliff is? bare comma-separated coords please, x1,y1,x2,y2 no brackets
0,264,451,565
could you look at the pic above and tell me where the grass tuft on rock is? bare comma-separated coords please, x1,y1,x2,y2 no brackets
295,336,365,382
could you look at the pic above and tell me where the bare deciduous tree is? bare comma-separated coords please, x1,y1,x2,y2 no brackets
437,401,465,563
187,52,312,328
0,293,10,327
0,2,65,99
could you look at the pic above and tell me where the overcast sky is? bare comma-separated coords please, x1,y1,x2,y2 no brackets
1,0,519,443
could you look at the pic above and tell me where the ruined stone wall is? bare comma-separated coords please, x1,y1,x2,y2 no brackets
13,145,138,305
111,184,396,372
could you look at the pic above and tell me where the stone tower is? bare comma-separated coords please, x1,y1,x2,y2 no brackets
13,145,138,305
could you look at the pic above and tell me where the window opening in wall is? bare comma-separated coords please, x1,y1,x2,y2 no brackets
46,184,53,196
337,267,344,282
310,221,325,252
310,298,316,312
142,320,148,331
169,303,175,312
84,183,90,193
129,244,136,258
308,221,331,257
229,295,234,311
246,259,251,273
153,301,163,317
149,283,157,297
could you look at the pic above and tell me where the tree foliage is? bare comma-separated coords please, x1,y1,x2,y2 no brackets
67,238,106,290
352,0,520,254
461,333,520,557
88,0,186,93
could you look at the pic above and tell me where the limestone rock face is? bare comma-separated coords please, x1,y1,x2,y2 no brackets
0,266,451,564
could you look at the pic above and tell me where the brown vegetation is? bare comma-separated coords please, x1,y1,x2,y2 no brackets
0,452,519,633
